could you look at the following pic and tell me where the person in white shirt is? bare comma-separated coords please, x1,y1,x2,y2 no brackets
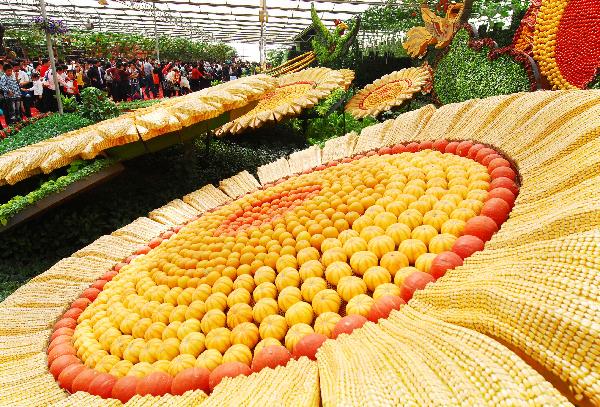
21,72,43,112
42,65,67,112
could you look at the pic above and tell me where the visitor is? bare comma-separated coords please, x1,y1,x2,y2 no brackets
16,64,33,118
189,63,201,92
164,67,181,97
20,72,43,112
75,64,86,91
87,60,104,89
42,65,66,112
180,73,190,95
143,59,156,99
0,63,22,124
105,62,118,100
128,62,141,100
0,63,5,128
64,70,80,102
117,63,130,102
38,59,50,79
152,63,161,98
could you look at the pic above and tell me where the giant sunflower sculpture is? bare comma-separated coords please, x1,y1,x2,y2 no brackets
345,67,431,119
217,68,352,136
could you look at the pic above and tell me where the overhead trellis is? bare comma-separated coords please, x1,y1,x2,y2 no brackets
0,0,387,45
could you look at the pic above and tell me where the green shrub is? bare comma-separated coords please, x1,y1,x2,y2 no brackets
78,87,120,122
434,28,531,104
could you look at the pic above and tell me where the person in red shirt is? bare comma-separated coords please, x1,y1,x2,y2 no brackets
189,63,202,92
38,59,50,78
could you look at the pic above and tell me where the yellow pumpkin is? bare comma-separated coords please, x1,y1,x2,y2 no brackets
351,215,373,233
163,288,183,306
110,335,133,359
231,322,260,349
179,332,205,357
433,199,457,216
254,266,277,285
192,284,212,302
205,327,232,354
149,304,172,325
177,318,201,341
322,262,350,286
123,338,145,364
403,184,425,199
312,289,342,315
426,177,447,189
385,200,408,217
185,300,207,321
169,354,197,376
205,292,228,312
201,309,227,334
359,226,385,243
109,360,133,378
298,260,325,281
397,209,423,230
450,207,476,222
458,198,484,214
415,253,437,274
320,238,343,252
394,266,420,287
144,322,166,341
314,312,342,338
379,251,410,276
212,276,234,296
254,337,282,356
156,337,181,361
338,229,359,245
95,354,121,373
411,224,438,246
422,210,449,232
284,323,314,352
253,282,278,302
367,235,396,258
346,294,375,317
223,344,253,366
448,177,468,188
468,180,490,192
252,298,279,323
342,237,369,258
227,303,253,329
177,287,195,306
373,283,401,300
408,199,432,215
373,212,398,230
441,218,466,237
195,349,223,371
275,268,301,291
429,233,457,254
285,301,314,326
275,254,297,272
227,288,251,308
466,189,488,202
363,266,392,291
449,184,469,199
440,193,463,206
321,247,347,267
398,239,428,264
394,193,417,206
127,361,154,378
301,277,327,302
169,305,188,324
277,286,302,312
259,314,288,341
296,246,321,265
349,251,379,276
364,204,385,218
337,276,368,302
119,313,141,335
233,274,255,292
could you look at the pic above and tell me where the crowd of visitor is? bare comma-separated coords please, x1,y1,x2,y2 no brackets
0,56,256,128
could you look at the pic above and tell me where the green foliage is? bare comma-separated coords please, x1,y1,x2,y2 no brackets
313,88,347,117
117,99,164,112
433,28,530,104
266,49,289,67
211,80,223,87
61,95,78,112
0,113,92,155
78,87,120,122
0,158,114,226
588,74,600,89
311,4,361,68
304,112,376,147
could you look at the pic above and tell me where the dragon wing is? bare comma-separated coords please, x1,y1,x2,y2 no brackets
311,3,334,44
339,15,361,54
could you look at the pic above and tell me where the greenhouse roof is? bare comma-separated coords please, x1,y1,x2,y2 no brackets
0,0,386,45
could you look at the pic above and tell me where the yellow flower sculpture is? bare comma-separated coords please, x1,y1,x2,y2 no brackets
217,68,353,136
345,67,431,119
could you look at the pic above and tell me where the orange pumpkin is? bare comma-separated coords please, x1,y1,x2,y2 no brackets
367,295,405,322
251,345,291,372
292,333,327,360
111,375,139,403
209,362,252,390
332,315,367,339
171,367,210,395
136,371,172,396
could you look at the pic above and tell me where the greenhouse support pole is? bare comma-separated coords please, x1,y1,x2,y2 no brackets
153,1,160,63
39,0,63,114
259,0,267,70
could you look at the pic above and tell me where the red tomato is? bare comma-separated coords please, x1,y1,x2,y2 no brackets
292,334,328,360
332,315,368,339
481,153,501,166
48,335,73,352
71,298,92,310
91,279,107,291
209,362,252,390
490,166,516,180
405,142,419,152
101,270,118,281
463,216,499,241
419,141,433,150
467,143,485,159
452,235,485,258
112,376,139,403
378,146,392,155
57,363,86,392
88,373,117,398
444,141,460,154
49,354,80,378
50,327,73,343
148,237,163,249
486,187,515,206
48,343,76,366
475,147,496,163
53,318,77,331
429,251,464,279
171,367,211,395
80,287,100,302
72,368,100,393
367,295,405,322
481,198,511,226
400,271,435,302
136,372,173,396
432,139,449,152
455,140,473,156
62,308,82,320
391,143,406,154
251,345,292,371
490,177,519,195
487,157,511,172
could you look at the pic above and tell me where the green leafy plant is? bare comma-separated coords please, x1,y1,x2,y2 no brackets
118,99,164,112
77,87,120,123
60,95,78,112
211,80,223,87
0,113,92,155
312,88,347,117
0,158,114,226
304,112,376,147
433,27,532,104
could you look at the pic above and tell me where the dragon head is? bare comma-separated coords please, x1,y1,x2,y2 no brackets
334,19,349,33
